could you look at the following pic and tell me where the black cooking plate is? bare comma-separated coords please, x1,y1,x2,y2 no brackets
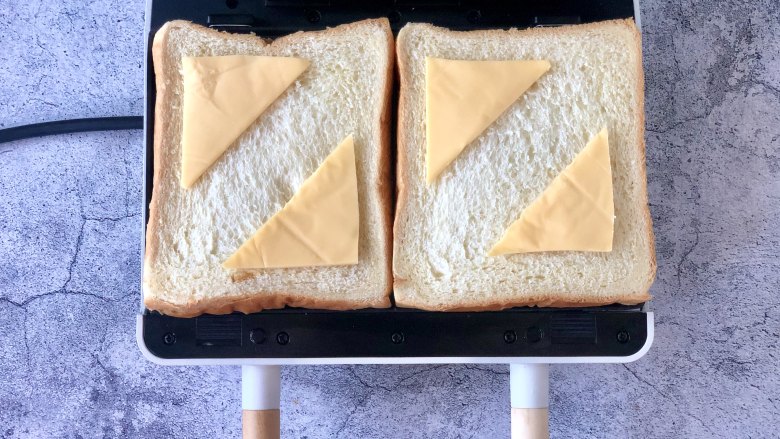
142,0,648,360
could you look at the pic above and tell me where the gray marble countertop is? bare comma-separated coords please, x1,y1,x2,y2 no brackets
1,1,778,437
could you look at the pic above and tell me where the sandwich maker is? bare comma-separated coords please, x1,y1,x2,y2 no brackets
137,0,653,437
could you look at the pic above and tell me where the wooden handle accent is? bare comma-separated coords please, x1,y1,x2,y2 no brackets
511,408,549,439
242,409,280,439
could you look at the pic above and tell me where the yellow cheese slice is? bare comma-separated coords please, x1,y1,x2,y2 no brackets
181,55,310,188
425,58,550,183
223,135,359,269
489,128,614,255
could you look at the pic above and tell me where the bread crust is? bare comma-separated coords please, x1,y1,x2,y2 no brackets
376,19,396,300
393,27,411,290
394,285,651,312
145,292,390,318
144,19,394,316
393,19,656,310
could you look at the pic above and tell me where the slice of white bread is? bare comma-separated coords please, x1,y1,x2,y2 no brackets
144,19,394,317
394,20,656,310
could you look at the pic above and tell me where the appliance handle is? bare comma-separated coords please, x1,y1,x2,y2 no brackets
242,365,281,439
510,363,550,439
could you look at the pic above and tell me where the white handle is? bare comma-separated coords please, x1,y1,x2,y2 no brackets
510,364,550,439
242,365,281,439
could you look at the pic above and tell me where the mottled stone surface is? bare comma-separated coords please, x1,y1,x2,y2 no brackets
1,0,778,437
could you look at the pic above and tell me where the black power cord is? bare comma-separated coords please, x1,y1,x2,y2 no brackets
0,116,143,144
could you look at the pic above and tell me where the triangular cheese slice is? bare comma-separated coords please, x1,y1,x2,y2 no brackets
181,55,310,188
489,128,614,255
425,58,550,183
223,135,359,269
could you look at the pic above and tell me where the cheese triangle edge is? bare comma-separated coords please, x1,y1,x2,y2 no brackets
223,135,359,269
489,128,614,256
425,58,551,183
181,55,310,188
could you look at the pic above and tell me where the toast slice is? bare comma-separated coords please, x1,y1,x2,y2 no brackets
144,19,394,317
394,20,656,310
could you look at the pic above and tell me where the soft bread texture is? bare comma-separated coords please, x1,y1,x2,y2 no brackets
145,19,394,317
394,20,656,310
